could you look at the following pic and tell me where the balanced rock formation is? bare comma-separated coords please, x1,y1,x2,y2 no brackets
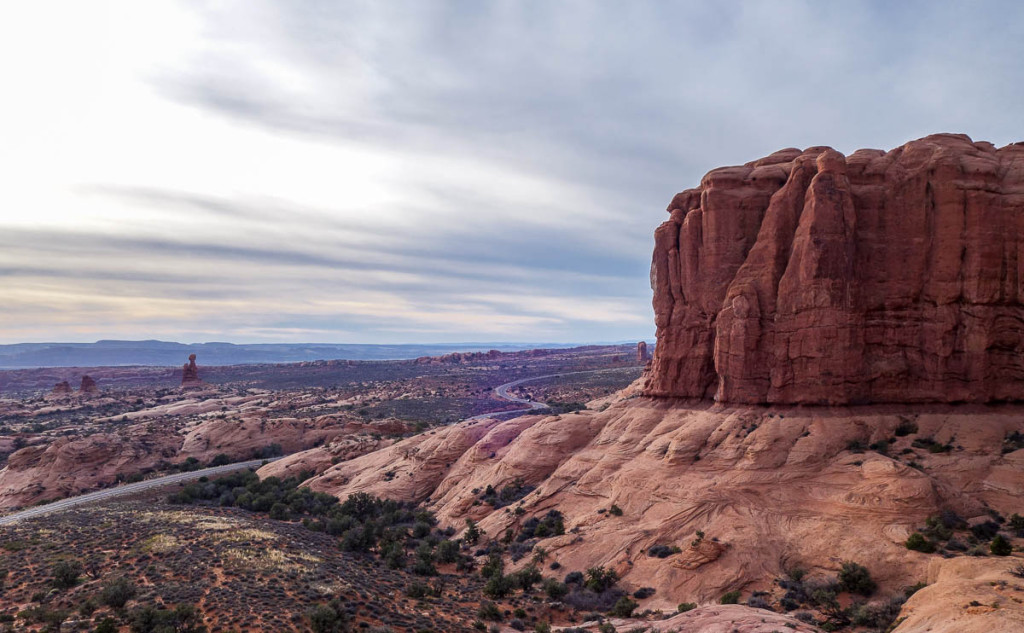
78,375,97,394
181,353,202,387
643,134,1024,404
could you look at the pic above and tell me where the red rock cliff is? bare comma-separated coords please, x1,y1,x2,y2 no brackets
643,133,1024,404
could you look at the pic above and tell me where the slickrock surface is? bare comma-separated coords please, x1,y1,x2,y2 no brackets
306,396,1024,611
644,134,1024,404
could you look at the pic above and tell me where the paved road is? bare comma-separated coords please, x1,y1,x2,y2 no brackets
465,366,640,422
0,457,280,526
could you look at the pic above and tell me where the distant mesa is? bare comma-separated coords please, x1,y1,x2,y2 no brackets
50,380,72,396
181,353,203,388
78,375,97,394
636,340,649,363
643,133,1024,405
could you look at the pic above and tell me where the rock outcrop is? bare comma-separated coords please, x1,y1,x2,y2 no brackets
643,134,1024,404
306,397,1024,609
78,375,97,394
637,340,649,363
50,381,72,396
181,353,202,387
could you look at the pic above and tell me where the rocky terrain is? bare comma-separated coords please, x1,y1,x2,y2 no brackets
0,346,640,510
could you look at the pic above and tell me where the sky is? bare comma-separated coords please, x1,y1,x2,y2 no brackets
1,1,1022,345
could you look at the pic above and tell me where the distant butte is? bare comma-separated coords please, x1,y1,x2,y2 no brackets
642,133,1024,405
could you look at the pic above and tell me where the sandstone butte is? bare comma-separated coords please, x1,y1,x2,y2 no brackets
280,135,1024,633
643,133,1024,405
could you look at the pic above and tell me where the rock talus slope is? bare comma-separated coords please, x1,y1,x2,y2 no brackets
643,134,1024,404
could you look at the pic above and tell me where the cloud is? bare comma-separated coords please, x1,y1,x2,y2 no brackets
1,1,1023,344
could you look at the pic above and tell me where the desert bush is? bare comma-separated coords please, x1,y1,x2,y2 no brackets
971,520,1001,541
838,562,876,596
647,545,674,558
543,578,568,600
633,587,655,599
477,601,502,621
990,534,1013,556
905,532,936,553
100,576,137,610
610,596,638,617
719,591,740,604
52,560,82,590
130,604,207,633
677,602,697,612
584,567,619,593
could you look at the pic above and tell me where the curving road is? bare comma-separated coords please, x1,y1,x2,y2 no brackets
0,366,639,525
465,366,639,422
0,457,280,526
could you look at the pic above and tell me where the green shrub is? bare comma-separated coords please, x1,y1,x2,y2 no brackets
677,602,697,612
51,560,81,590
100,577,137,610
838,561,876,596
991,534,1013,556
905,532,936,553
720,591,740,604
609,596,637,617
477,601,503,621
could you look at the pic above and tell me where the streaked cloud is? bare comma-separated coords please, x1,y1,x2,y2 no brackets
0,1,1022,343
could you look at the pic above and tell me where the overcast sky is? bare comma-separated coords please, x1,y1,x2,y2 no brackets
1,1,1022,344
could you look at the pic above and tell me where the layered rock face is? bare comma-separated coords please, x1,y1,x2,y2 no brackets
644,134,1024,404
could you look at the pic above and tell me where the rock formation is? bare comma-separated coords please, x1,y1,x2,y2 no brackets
50,381,72,396
78,375,97,394
643,134,1024,404
181,353,202,387
637,340,649,363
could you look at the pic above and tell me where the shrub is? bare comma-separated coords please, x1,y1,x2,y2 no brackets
719,591,741,604
971,520,1001,541
677,602,697,612
129,604,207,633
100,577,137,610
306,601,349,633
483,574,515,598
647,544,674,558
905,532,936,553
509,565,543,592
52,560,81,590
1008,513,1024,537
584,567,618,593
633,587,655,599
477,601,503,621
608,505,623,516
610,596,638,617
564,571,584,586
838,562,876,596
543,578,568,600
894,419,918,436
94,618,119,633
435,539,459,564
990,534,1013,556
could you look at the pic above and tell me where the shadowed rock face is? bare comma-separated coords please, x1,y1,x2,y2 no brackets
643,133,1024,404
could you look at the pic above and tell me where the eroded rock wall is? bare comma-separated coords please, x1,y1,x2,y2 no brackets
644,134,1024,404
